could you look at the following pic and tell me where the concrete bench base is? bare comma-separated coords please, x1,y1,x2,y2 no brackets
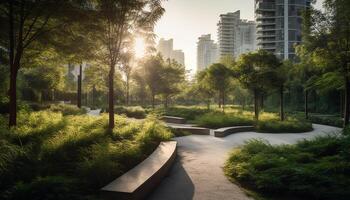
100,141,177,200
170,126,210,135
161,116,186,124
214,126,255,137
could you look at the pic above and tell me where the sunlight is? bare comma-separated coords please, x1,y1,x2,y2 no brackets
134,37,146,58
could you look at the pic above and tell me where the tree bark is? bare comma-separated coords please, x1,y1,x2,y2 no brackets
152,93,155,109
260,93,264,110
305,90,309,119
125,76,130,106
254,89,259,121
108,64,115,129
280,85,284,121
343,76,350,127
77,64,82,108
92,85,96,107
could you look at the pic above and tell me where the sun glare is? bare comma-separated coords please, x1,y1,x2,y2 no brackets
135,37,146,58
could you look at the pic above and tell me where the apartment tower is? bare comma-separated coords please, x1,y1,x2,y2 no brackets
197,34,219,72
255,0,311,60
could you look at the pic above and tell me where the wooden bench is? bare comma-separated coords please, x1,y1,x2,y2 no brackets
161,116,186,124
168,125,210,135
100,141,177,200
214,126,254,137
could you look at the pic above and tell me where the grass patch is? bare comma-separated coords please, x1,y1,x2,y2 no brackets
194,112,254,129
256,119,313,133
224,129,350,200
114,106,146,119
49,104,87,116
157,106,210,121
0,111,172,199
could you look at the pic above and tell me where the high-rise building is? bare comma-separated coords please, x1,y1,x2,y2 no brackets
255,0,311,60
157,38,185,66
235,20,257,57
197,34,218,72
217,11,257,59
157,38,173,59
172,50,185,66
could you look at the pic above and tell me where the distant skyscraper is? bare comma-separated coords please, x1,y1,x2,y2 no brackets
217,11,256,59
157,38,185,66
255,0,311,60
197,34,218,72
172,50,185,66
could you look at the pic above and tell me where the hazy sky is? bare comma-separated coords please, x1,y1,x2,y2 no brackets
154,0,324,74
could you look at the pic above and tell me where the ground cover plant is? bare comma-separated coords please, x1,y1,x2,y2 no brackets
0,111,172,200
224,129,350,200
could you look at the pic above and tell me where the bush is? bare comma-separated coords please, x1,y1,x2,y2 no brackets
224,131,350,200
114,106,146,119
0,111,171,199
160,107,209,120
194,112,253,129
49,104,86,116
256,119,313,133
5,176,80,200
308,115,343,128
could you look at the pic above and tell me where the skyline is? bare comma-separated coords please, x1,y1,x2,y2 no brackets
154,0,325,74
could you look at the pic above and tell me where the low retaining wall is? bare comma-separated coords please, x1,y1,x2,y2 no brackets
161,116,186,124
214,126,255,137
100,141,177,200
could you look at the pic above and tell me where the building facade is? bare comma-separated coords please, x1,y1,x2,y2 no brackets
197,34,219,72
255,0,311,60
157,38,185,66
217,11,257,59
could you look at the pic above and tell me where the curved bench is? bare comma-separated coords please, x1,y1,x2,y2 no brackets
100,141,177,200
167,124,210,135
214,126,254,137
161,116,186,124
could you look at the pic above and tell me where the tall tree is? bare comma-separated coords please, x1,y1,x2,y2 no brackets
299,0,350,127
206,63,233,112
0,0,88,126
95,0,164,129
235,50,280,120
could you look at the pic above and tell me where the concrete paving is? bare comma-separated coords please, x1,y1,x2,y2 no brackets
87,109,101,116
147,124,341,200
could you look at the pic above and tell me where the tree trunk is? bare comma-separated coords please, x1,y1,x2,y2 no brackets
340,90,344,118
8,0,16,127
260,93,264,110
222,90,225,113
77,64,82,108
305,90,309,119
9,70,17,127
343,76,350,127
92,85,96,107
280,85,284,121
108,64,115,129
126,77,129,106
152,93,155,109
254,89,259,121
164,96,168,108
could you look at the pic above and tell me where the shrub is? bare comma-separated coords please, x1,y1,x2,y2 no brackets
5,176,80,200
308,115,343,128
49,104,87,116
256,119,313,133
114,106,146,119
194,112,253,129
0,111,170,199
224,132,350,200
160,107,209,120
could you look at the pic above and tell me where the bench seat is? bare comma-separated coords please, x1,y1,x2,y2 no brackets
214,126,254,137
100,141,177,200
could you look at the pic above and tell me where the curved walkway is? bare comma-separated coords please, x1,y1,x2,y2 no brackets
147,124,341,200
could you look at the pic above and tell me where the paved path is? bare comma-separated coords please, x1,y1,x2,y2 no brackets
87,109,101,116
147,124,341,200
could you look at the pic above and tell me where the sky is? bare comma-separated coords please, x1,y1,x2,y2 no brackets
154,0,324,74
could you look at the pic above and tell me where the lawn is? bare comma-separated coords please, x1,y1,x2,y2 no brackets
224,129,350,200
0,110,172,200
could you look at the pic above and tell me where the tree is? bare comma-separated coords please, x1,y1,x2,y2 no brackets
119,51,134,106
298,0,350,127
235,50,281,120
193,70,216,110
159,59,186,108
141,55,164,108
0,0,90,127
95,0,164,129
206,63,233,112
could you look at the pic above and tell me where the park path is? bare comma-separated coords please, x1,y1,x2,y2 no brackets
147,124,341,200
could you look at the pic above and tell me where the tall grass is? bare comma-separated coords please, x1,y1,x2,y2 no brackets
0,111,172,199
224,130,350,200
